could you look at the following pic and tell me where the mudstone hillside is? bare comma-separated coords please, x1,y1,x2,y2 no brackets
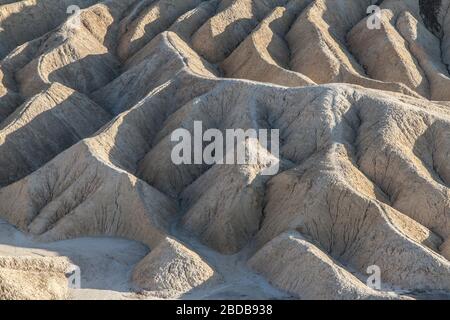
0,0,450,299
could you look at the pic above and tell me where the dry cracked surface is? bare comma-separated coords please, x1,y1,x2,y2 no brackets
0,0,450,300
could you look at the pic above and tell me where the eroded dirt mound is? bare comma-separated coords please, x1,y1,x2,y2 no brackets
0,0,450,300
132,237,217,298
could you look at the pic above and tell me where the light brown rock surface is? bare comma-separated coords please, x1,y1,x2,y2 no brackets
0,256,70,300
0,0,450,300
132,237,217,298
249,231,399,300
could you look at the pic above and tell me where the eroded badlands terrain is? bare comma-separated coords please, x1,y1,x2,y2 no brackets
1,0,450,299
